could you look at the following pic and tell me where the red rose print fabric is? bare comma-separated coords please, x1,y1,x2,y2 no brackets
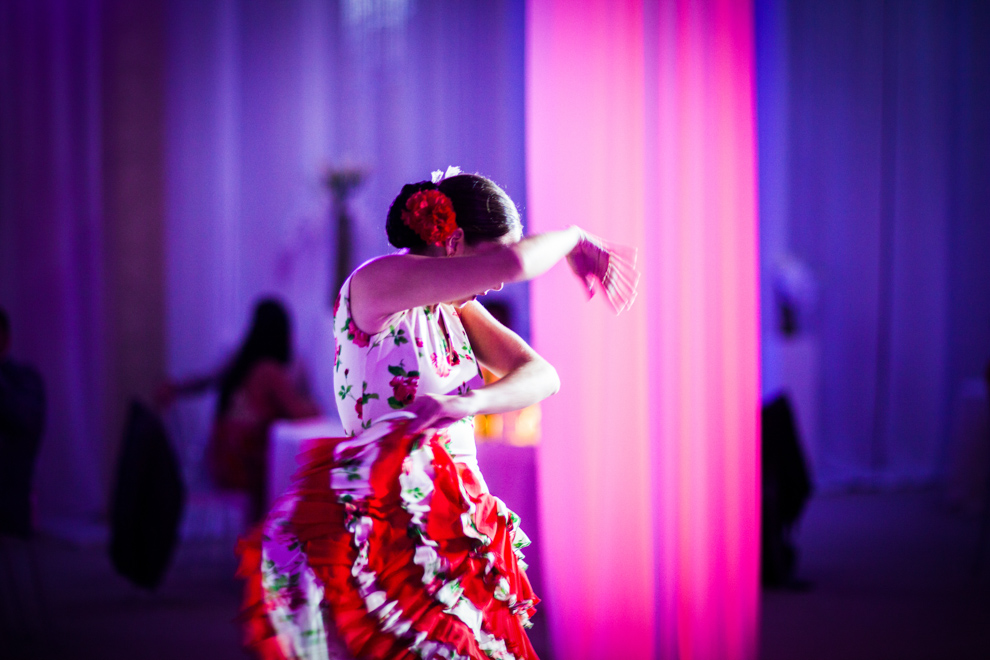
332,270,484,442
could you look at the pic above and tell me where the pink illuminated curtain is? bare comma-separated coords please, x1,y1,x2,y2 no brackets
527,1,760,659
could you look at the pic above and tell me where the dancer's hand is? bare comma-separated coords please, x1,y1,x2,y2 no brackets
404,393,474,434
566,229,640,314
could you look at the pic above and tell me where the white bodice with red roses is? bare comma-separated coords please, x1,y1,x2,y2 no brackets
332,267,487,474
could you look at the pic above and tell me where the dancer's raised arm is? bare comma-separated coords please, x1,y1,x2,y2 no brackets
349,174,637,334
350,225,614,333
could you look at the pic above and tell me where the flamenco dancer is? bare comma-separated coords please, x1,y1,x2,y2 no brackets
237,168,638,660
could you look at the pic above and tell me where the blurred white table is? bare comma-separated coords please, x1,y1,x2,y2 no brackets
268,416,345,507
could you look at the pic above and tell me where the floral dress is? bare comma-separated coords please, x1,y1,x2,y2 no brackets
331,272,486,481
236,270,539,660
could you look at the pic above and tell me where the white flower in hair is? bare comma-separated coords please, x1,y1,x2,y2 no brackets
431,165,462,184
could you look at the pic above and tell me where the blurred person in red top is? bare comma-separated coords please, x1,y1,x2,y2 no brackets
159,298,320,520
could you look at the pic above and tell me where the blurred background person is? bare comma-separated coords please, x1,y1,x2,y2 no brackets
159,298,320,521
0,307,47,637
0,307,46,540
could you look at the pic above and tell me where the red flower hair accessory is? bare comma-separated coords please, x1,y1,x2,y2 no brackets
401,189,457,246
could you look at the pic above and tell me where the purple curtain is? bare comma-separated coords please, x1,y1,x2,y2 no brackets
757,0,990,487
0,0,108,525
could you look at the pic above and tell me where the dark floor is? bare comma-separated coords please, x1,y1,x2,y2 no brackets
1,534,248,660
2,489,987,660
0,522,549,660
760,488,990,660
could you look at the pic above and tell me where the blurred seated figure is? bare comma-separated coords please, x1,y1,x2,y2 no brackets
159,298,320,521
0,307,46,539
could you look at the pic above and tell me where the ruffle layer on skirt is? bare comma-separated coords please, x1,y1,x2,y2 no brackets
236,420,539,660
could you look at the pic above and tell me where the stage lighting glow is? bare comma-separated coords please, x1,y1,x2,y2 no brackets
526,1,760,658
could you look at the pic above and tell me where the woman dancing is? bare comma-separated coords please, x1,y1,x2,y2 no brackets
237,169,638,660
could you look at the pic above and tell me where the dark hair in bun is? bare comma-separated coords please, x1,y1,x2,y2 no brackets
386,173,521,251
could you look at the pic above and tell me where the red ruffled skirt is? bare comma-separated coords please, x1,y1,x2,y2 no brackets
236,421,539,660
